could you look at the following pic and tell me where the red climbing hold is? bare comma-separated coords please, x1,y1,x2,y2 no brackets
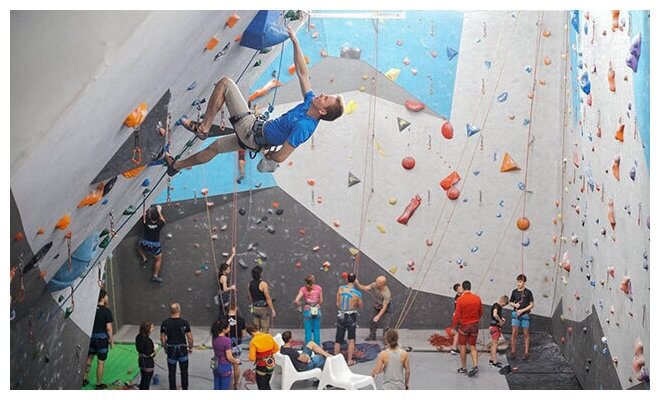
401,157,416,170
14,232,24,242
404,100,425,112
397,195,422,225
440,171,461,190
517,217,530,231
447,186,460,200
441,120,454,139
341,272,349,280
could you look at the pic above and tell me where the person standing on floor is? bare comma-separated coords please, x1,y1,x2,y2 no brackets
246,324,279,390
294,274,323,345
334,273,363,366
489,295,509,369
450,280,483,377
247,265,276,333
450,282,464,354
136,205,166,283
509,274,534,360
211,318,241,390
83,289,114,390
227,301,247,389
135,321,156,390
355,275,392,341
371,329,411,390
160,303,194,390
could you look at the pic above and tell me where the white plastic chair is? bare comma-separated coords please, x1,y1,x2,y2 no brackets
317,354,377,390
270,333,284,386
272,351,323,390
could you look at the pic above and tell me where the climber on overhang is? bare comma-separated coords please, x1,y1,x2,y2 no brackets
164,25,344,176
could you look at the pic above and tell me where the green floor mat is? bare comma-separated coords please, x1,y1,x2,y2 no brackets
82,343,160,390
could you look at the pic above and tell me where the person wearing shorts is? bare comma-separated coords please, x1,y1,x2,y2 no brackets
334,273,362,366
83,289,114,389
136,205,166,283
489,295,509,368
451,280,482,377
248,266,276,333
509,274,534,360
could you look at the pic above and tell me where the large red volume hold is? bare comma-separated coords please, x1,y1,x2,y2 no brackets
397,195,422,225
440,171,461,190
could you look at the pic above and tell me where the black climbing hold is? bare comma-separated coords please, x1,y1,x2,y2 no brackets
53,253,60,260
57,295,64,302
275,209,284,216
253,60,262,67
266,226,276,234
23,242,53,274
102,176,117,197
348,172,361,187
44,355,50,364
238,208,246,216
397,117,411,132
261,215,268,222
238,259,248,270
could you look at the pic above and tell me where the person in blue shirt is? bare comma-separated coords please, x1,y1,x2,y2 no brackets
164,25,344,176
334,273,362,366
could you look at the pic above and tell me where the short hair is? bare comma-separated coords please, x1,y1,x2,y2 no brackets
170,303,181,314
245,324,258,334
139,321,152,337
500,295,510,304
282,330,292,343
347,273,357,283
321,95,344,121
252,265,263,280
516,274,527,282
453,283,462,292
462,280,472,291
385,329,398,348
98,289,107,302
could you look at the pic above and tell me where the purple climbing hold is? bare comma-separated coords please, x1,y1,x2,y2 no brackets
626,53,639,73
629,33,642,59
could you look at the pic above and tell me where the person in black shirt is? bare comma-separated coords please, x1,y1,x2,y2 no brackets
279,330,332,372
247,266,276,333
488,295,509,368
136,205,166,283
509,274,534,360
226,302,247,389
83,289,114,389
135,321,156,390
160,303,194,390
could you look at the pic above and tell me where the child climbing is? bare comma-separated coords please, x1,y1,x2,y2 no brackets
164,25,344,177
136,205,166,283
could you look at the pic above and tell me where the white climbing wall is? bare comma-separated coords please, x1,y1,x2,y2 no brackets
275,11,568,317
555,10,650,388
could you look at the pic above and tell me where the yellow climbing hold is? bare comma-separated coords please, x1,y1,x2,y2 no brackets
376,140,386,157
345,100,358,115
376,224,386,234
388,197,398,205
384,68,401,81
363,75,369,80
349,247,359,256
359,86,366,92
389,266,398,274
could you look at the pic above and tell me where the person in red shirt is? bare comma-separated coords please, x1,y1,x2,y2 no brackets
450,280,483,377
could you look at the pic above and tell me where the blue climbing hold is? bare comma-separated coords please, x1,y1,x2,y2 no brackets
47,234,99,292
497,92,509,103
101,198,108,205
142,178,150,187
484,60,492,69
571,10,580,33
476,230,483,236
525,65,532,73
579,71,591,95
187,81,197,91
240,11,289,51
495,212,502,218
466,124,481,137
473,171,480,176
522,237,530,247
523,118,530,126
446,46,459,61
517,182,526,190
577,59,583,69
470,246,479,253
583,22,588,35
499,200,505,207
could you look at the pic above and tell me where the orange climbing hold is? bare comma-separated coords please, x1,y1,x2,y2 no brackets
55,214,71,230
124,102,147,128
287,56,310,74
611,10,620,31
248,79,282,102
500,152,520,172
37,227,45,235
205,36,220,51
307,178,316,186
517,217,530,231
615,123,624,142
440,171,461,190
226,13,240,28
543,56,551,65
404,100,425,112
14,232,24,242
77,183,104,208
608,62,616,92
543,30,551,38
122,165,146,179
441,120,454,139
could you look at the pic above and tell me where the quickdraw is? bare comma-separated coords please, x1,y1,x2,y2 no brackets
131,129,142,165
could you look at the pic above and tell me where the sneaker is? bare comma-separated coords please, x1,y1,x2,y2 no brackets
490,361,503,369
82,379,89,387
522,353,529,361
140,260,147,269
96,384,107,390
467,366,479,377
450,348,460,355
151,276,163,283
236,175,245,184
457,367,468,374
509,352,517,360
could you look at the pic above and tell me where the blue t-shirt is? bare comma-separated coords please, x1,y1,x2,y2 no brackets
338,284,362,311
263,91,319,148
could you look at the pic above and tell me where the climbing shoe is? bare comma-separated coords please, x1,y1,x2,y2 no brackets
163,153,179,177
256,158,279,173
467,366,479,377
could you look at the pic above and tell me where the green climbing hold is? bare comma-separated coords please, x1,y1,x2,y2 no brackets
123,206,136,216
253,60,262,67
58,295,64,302
142,188,151,195
285,10,300,20
64,306,74,319
186,139,195,147
99,236,111,249
99,228,109,237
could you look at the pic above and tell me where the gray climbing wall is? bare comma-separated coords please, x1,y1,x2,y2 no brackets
10,10,303,389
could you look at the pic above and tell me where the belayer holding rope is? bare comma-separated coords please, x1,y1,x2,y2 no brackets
164,25,344,176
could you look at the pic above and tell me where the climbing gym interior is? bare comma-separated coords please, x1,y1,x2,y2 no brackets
10,10,650,391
